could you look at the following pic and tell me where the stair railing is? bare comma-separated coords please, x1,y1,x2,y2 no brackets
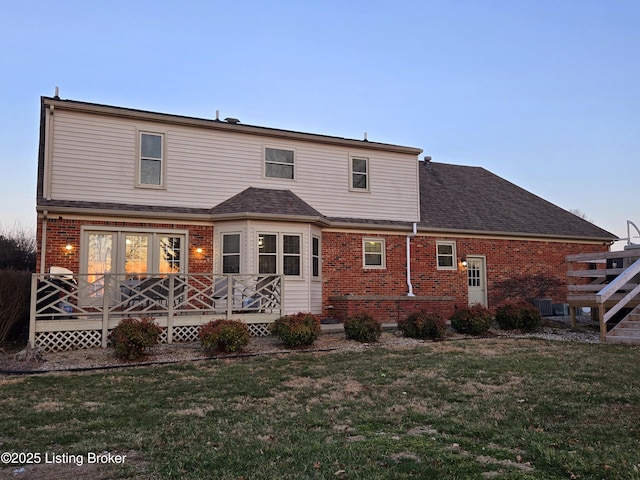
596,258,640,340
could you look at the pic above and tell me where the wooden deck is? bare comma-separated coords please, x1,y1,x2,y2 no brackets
30,273,284,351
567,247,640,343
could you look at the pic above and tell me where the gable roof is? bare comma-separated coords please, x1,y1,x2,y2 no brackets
419,161,617,241
211,187,328,224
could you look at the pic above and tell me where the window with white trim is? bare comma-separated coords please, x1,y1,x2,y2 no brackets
312,236,320,278
258,233,277,274
363,238,385,268
139,132,164,187
265,147,294,179
350,156,369,191
81,229,186,300
436,241,457,270
283,235,301,276
222,233,241,274
258,233,302,276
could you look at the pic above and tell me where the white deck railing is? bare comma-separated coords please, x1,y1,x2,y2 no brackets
30,273,284,350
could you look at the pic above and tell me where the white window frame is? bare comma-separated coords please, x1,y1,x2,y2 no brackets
312,235,321,279
137,131,166,189
221,233,242,274
257,232,303,278
350,156,370,192
264,146,295,180
363,238,385,269
436,241,457,270
80,227,188,277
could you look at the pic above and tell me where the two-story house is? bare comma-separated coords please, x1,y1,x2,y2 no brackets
32,96,617,351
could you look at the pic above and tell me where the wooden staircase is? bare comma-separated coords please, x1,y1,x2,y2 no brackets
607,306,640,344
567,247,640,344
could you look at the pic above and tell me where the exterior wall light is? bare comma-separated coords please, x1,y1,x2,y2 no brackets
460,257,467,268
196,247,203,254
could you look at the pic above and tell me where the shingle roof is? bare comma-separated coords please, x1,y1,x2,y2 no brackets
419,161,617,240
211,187,325,219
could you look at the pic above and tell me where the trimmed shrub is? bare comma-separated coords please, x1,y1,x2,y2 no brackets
110,317,162,360
398,310,446,340
199,319,250,353
496,302,542,332
271,312,321,348
344,312,382,343
450,304,493,335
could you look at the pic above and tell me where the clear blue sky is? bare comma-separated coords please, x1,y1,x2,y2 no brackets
1,0,638,247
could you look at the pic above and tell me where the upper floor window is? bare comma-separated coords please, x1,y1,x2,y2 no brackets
436,241,457,270
350,157,369,191
139,132,164,187
363,238,385,269
265,147,294,179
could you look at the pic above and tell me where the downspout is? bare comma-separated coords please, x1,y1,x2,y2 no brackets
406,222,417,296
40,211,48,274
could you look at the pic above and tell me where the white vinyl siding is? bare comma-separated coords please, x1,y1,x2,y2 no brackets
48,109,420,222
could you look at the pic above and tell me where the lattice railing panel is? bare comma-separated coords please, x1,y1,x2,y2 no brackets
33,273,282,321
35,330,102,352
248,323,272,337
173,325,200,342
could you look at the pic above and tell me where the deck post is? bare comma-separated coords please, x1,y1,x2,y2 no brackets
597,304,606,343
102,274,110,348
167,275,174,344
29,274,38,347
570,306,577,329
226,276,233,320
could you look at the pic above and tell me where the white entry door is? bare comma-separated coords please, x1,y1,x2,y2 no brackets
467,256,487,307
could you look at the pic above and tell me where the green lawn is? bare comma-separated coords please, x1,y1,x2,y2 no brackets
1,338,639,479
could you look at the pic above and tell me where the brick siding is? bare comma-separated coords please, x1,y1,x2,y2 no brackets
36,217,214,274
322,231,608,321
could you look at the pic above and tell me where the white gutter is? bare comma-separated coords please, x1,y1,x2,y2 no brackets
406,222,417,296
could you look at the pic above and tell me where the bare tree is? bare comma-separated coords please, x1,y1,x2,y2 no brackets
569,209,593,224
0,224,36,271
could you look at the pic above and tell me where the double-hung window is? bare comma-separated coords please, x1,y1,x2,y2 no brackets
258,234,278,274
350,156,369,191
436,241,457,270
265,147,294,179
363,238,385,268
222,233,241,274
139,132,164,187
258,233,301,276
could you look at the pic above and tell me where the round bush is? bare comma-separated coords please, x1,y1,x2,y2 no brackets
110,317,162,360
270,312,321,348
450,305,493,335
344,313,382,343
398,310,446,340
199,319,250,353
495,302,542,332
